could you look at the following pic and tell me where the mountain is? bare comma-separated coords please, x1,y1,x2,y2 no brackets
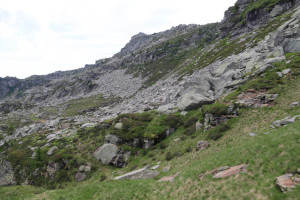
0,0,300,199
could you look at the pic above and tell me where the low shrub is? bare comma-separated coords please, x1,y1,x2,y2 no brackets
165,152,175,161
206,123,230,141
202,102,228,116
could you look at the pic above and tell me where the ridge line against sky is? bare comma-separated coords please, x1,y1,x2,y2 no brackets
0,0,237,79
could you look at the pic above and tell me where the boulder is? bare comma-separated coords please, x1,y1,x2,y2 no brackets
93,144,118,165
178,91,214,111
276,173,300,192
75,172,87,182
0,159,16,186
195,141,210,151
104,134,121,145
47,146,58,156
283,38,300,53
269,5,283,17
114,123,123,130
113,167,160,180
282,69,291,75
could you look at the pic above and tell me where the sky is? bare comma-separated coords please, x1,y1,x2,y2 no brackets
0,0,237,79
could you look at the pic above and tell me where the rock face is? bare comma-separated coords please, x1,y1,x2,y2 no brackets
0,158,16,186
113,167,160,180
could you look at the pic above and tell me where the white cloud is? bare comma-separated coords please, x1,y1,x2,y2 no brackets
0,0,237,78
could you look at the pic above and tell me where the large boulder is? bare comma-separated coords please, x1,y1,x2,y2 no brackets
0,159,16,186
93,144,118,165
283,38,300,53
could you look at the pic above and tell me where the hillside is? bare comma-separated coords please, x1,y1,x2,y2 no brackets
0,0,300,199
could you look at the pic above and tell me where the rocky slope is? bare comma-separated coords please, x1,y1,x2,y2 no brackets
0,0,300,195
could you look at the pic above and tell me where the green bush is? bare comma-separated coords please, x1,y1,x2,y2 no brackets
163,114,182,128
100,175,107,182
165,152,175,161
202,102,228,116
183,116,198,128
206,123,230,141
184,126,196,136
186,147,192,152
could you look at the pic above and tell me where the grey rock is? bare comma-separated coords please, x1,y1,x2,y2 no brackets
47,146,58,156
114,123,123,130
75,172,86,182
81,123,97,129
113,167,160,180
46,163,61,179
79,165,85,172
166,128,175,137
196,141,210,151
143,139,154,149
195,122,203,131
249,133,257,137
0,158,16,186
282,69,291,75
93,144,118,165
163,166,171,172
270,5,284,18
180,111,188,116
84,166,91,172
283,38,300,53
290,102,299,107
104,134,121,145
151,165,160,170
110,150,130,168
276,72,283,77
272,115,300,127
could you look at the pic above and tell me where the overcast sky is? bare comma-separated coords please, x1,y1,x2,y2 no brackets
0,0,237,79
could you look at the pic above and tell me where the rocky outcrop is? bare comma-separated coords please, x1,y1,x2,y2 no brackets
0,158,16,186
113,166,160,180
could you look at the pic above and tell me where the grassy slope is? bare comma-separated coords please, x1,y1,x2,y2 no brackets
1,56,300,200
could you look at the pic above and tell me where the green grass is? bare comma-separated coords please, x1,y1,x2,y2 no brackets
62,94,120,117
